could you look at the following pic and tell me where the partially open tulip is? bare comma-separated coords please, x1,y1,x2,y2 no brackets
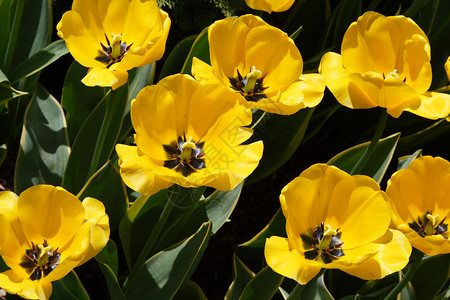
192,14,325,115
387,156,450,256
319,11,450,119
445,57,450,82
245,0,296,13
57,0,170,89
0,185,110,299
116,74,263,196
265,164,411,284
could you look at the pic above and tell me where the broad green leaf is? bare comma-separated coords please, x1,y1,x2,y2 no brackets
327,132,401,183
77,161,128,230
436,288,450,300
14,84,70,193
295,273,333,300
96,240,126,300
405,0,432,18
119,190,168,269
61,61,106,144
154,183,242,252
411,254,450,300
0,143,6,166
173,280,208,300
332,0,361,45
246,107,314,184
52,270,90,300
235,208,286,265
239,266,283,300
62,83,128,194
225,254,255,300
124,222,211,299
9,40,68,84
0,69,27,106
159,35,197,81
0,0,14,64
181,27,210,75
397,149,422,170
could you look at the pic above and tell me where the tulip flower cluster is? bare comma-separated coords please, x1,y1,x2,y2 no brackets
1,0,449,299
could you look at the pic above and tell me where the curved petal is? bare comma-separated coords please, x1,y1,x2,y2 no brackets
340,230,411,280
404,91,450,119
245,0,295,13
17,185,85,251
116,144,173,195
0,270,52,300
445,56,450,82
191,57,224,85
56,11,105,68
81,67,128,90
265,236,321,285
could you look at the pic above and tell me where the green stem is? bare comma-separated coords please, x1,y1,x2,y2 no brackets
123,186,178,290
384,252,425,300
350,110,388,175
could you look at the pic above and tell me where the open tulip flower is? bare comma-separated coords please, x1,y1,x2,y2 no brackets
387,156,450,256
265,164,411,284
192,14,325,115
245,0,296,13
116,74,264,196
319,11,450,119
0,185,110,299
57,0,170,90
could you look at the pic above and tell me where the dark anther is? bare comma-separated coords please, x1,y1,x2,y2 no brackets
19,240,61,281
409,211,448,238
229,68,269,102
95,33,132,68
163,134,206,177
300,223,345,264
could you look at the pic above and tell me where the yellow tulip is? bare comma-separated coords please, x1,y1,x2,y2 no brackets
192,14,325,115
116,74,264,196
265,164,411,284
319,11,450,119
245,0,296,13
387,156,450,256
57,0,170,90
445,56,450,82
0,185,110,299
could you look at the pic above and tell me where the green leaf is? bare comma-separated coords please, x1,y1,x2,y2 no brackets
225,254,255,300
239,266,283,300
411,254,450,300
14,84,70,193
173,280,208,300
327,132,401,183
294,273,333,300
77,161,128,230
52,270,91,300
332,0,361,45
397,149,422,170
124,222,211,299
181,27,210,75
9,40,68,84
0,68,27,106
235,208,286,265
159,35,197,81
246,107,314,184
96,240,126,300
62,84,129,194
436,288,450,300
119,190,168,269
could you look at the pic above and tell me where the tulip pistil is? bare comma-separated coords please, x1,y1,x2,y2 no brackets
409,211,448,238
95,33,132,68
163,133,206,176
229,66,268,102
19,240,61,281
301,222,344,264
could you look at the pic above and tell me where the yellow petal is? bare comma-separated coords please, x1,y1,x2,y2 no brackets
445,56,450,82
17,185,85,251
0,270,52,300
81,67,128,89
340,230,411,280
191,57,224,85
116,144,173,195
56,11,104,68
245,0,296,13
404,91,450,119
265,236,321,285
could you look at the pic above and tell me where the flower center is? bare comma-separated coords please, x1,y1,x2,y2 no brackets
229,66,268,102
19,240,60,281
300,222,344,264
163,134,206,177
382,69,407,83
409,211,448,238
95,33,132,68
